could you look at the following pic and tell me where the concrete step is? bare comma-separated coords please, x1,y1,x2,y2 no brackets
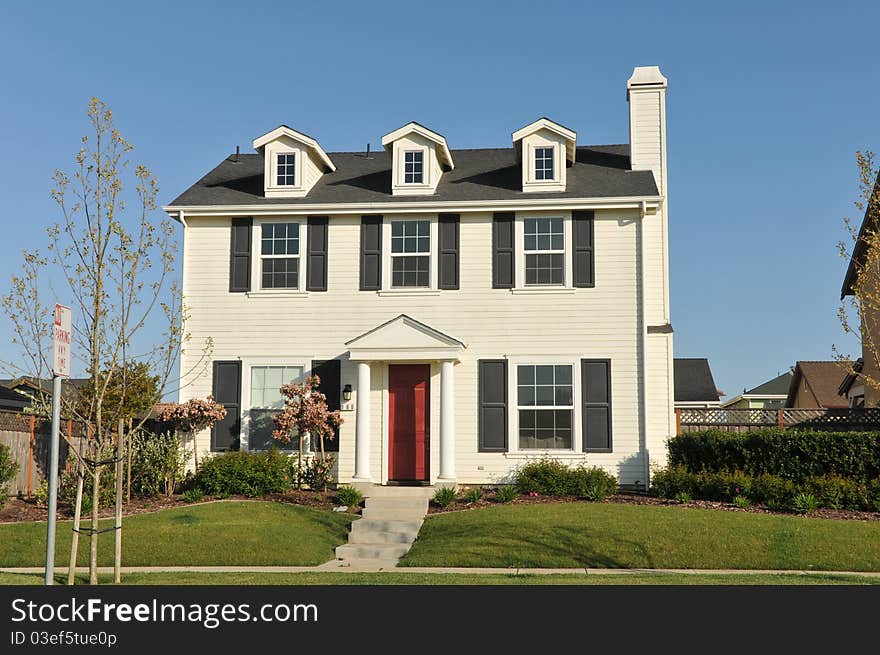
357,485,435,499
365,496,428,510
350,518,423,536
348,529,416,545
336,543,410,561
361,506,427,520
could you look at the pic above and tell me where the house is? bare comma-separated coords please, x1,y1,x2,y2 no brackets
0,376,89,412
0,385,28,412
720,371,792,410
840,171,880,407
164,66,674,490
784,361,850,409
673,358,721,408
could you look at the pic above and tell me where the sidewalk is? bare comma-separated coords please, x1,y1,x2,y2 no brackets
3,565,880,577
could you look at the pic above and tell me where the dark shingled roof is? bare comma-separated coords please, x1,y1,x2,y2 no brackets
785,361,851,409
673,358,720,403
746,371,793,396
167,145,658,207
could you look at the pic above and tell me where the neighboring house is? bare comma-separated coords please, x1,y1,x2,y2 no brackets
840,171,880,407
164,66,674,489
784,361,850,409
720,371,792,410
673,358,721,408
0,376,88,411
0,385,28,412
837,358,864,407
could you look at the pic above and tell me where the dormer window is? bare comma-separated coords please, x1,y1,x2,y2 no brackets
534,147,555,180
276,153,296,186
404,151,424,184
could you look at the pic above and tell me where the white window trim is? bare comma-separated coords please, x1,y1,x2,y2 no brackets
533,145,556,182
251,217,307,294
240,358,311,452
275,151,298,187
513,212,572,290
382,215,438,291
265,148,304,192
505,355,581,454
396,146,431,188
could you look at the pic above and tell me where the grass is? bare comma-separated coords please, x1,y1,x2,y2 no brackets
401,502,880,571
0,501,352,568
2,571,878,586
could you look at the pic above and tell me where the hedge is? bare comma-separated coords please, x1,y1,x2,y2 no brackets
651,466,880,512
667,429,880,481
192,450,296,497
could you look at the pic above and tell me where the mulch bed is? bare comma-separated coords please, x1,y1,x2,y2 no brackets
427,491,880,522
0,489,360,524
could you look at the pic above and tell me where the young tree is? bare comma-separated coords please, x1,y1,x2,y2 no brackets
1,99,210,584
837,150,880,403
155,396,227,471
271,375,343,489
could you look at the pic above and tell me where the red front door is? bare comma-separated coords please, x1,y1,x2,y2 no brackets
388,364,430,482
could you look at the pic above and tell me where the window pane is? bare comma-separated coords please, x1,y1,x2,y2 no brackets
555,386,573,406
404,238,416,253
551,218,563,233
518,387,535,406
391,256,430,287
524,235,537,251
551,234,564,251
537,235,551,250
261,258,299,289
524,219,537,234
555,365,571,384
536,386,554,405
518,409,572,449
392,222,403,237
518,365,535,385
535,365,554,385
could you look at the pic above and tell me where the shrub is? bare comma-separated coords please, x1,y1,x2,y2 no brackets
334,485,363,507
59,451,116,513
569,466,618,501
129,430,189,497
750,473,796,510
193,450,295,497
792,493,819,515
733,495,751,509
674,491,692,504
667,429,880,482
494,485,519,503
299,455,336,492
515,459,572,495
0,442,19,501
432,486,457,508
463,487,482,503
181,488,205,503
33,479,49,506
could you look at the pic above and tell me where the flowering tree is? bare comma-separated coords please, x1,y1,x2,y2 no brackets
156,396,227,471
271,375,343,489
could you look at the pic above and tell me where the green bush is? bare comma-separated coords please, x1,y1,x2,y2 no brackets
792,492,819,515
59,450,116,513
193,450,295,497
0,442,19,502
181,488,205,503
674,491,692,504
514,458,618,499
463,487,482,503
298,455,336,491
667,429,880,481
33,479,49,506
733,495,751,509
432,486,457,508
129,430,189,498
494,485,519,503
334,485,363,507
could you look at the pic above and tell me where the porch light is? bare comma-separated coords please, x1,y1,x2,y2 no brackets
342,384,352,402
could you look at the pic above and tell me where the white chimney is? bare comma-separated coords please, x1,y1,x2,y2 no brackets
627,66,668,198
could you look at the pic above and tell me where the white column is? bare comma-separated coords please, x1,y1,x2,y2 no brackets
438,360,456,483
353,361,372,482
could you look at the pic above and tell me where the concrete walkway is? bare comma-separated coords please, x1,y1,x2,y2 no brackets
3,565,880,577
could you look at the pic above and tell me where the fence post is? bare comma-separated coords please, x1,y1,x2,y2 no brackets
777,409,784,429
27,415,35,497
675,408,682,435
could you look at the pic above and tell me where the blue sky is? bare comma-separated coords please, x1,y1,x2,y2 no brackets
0,0,876,398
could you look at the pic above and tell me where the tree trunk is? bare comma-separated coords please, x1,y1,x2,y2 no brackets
191,430,199,472
126,418,132,504
89,461,100,585
114,419,123,584
66,465,84,586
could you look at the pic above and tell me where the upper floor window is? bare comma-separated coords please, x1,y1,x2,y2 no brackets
404,150,424,184
391,220,430,287
534,147,555,180
261,222,300,289
517,364,573,450
276,153,296,186
524,218,564,285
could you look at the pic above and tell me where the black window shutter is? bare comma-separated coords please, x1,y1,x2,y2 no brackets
211,360,242,451
306,216,329,291
581,359,612,452
360,215,382,291
492,212,514,288
229,217,252,292
573,210,595,288
310,359,341,452
478,359,508,452
438,213,460,290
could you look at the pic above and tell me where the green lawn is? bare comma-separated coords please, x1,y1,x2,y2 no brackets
401,503,880,570
0,501,352,567
2,571,878,586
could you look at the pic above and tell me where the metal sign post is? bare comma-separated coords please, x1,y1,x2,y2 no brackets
45,303,71,585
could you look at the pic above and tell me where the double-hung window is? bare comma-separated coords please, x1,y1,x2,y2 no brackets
534,146,555,180
517,364,573,450
248,365,303,450
260,222,300,289
524,218,564,285
276,153,296,186
390,220,430,287
404,150,424,184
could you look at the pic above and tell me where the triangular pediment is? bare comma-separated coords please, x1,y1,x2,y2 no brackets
346,315,464,361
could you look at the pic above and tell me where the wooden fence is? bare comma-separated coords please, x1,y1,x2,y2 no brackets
675,407,880,435
0,410,87,497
